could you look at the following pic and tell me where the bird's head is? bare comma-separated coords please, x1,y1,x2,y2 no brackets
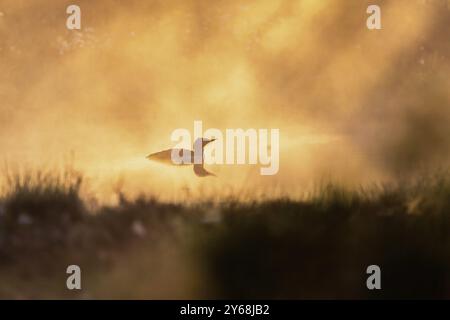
193,137,216,148
202,138,216,147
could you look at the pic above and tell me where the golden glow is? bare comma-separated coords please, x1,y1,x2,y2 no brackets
0,0,449,202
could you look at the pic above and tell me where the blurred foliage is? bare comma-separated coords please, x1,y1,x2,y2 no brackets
0,170,449,298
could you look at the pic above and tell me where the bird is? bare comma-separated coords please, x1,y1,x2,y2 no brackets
146,138,216,177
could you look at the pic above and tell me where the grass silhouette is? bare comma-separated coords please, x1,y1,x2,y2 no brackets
0,169,449,298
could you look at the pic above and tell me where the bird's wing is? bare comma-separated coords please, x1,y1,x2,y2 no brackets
146,149,193,165
193,163,216,177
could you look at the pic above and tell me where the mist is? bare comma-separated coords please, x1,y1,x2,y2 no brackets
0,0,449,201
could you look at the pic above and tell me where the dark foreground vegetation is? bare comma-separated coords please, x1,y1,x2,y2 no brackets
0,170,449,299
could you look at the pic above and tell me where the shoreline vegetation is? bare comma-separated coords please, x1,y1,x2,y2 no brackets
0,169,449,299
